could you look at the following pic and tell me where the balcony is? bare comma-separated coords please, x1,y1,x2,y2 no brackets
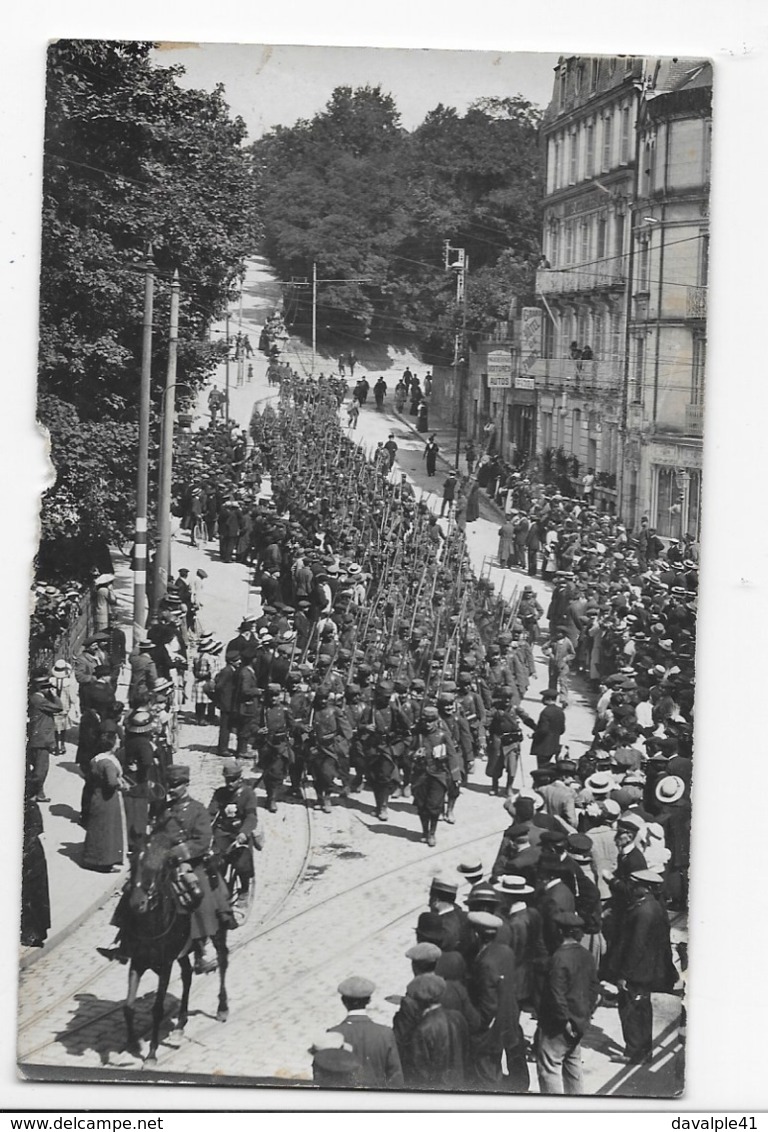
686,287,707,318
685,403,704,436
530,357,622,398
536,258,627,296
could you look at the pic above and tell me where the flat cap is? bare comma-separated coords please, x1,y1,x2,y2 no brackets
405,941,442,964
539,829,568,847
406,974,446,1005
567,833,593,856
338,976,375,998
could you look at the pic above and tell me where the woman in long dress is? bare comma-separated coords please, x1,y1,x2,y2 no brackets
21,781,50,947
82,734,125,872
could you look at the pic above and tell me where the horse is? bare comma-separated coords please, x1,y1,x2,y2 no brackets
119,827,230,1063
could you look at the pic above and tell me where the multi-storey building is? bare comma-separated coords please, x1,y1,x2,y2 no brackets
532,55,644,511
621,59,711,538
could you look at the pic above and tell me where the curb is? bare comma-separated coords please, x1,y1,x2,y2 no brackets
20,870,126,973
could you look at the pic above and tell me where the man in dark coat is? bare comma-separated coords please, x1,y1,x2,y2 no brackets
528,689,566,767
403,974,469,1091
605,870,678,1063
467,911,529,1092
329,977,404,1089
214,650,241,756
27,669,63,803
536,911,600,1094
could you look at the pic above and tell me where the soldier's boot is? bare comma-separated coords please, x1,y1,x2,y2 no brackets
374,789,389,821
419,815,430,842
193,938,218,975
319,792,332,814
349,773,362,794
490,778,501,796
445,798,456,825
266,790,278,814
426,818,438,847
55,735,66,757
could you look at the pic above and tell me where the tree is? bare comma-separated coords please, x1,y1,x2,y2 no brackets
37,40,260,577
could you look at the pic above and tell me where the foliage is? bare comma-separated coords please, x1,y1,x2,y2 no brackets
250,89,543,363
37,40,259,575
41,40,260,416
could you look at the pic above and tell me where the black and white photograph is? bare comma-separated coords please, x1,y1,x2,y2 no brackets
14,37,712,1099
3,5,765,1113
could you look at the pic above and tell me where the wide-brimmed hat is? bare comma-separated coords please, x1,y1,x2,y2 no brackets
126,709,154,734
655,775,686,804
492,874,533,897
585,771,613,796
94,574,115,586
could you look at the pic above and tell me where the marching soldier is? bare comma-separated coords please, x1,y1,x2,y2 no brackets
436,690,472,813
308,689,353,812
456,670,487,775
486,689,533,796
411,706,462,846
360,681,408,821
208,759,263,918
255,683,295,812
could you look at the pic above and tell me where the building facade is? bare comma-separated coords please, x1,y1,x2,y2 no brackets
621,60,711,538
532,55,643,512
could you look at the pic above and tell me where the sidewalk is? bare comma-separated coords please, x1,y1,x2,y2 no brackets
21,546,135,971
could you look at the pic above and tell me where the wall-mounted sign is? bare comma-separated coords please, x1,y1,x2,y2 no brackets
515,376,535,390
486,349,512,388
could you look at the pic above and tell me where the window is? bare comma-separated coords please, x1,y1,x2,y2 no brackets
596,215,607,258
542,411,553,450
579,220,590,263
569,130,579,183
638,236,650,290
700,232,710,287
602,114,613,171
611,313,622,362
553,137,562,190
559,68,567,109
691,335,707,406
632,336,645,401
550,222,560,266
572,409,582,458
564,222,575,265
575,63,584,94
590,58,600,90
655,467,676,538
620,105,632,164
585,121,595,178
593,312,604,358
614,212,624,260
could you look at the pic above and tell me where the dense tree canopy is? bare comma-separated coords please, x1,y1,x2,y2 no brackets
37,40,259,576
251,88,543,363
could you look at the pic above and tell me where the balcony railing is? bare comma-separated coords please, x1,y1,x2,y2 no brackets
536,258,627,296
685,402,704,435
529,357,623,395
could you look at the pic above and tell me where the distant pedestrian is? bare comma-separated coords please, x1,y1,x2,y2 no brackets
417,401,429,433
465,441,477,476
440,471,458,517
338,354,346,377
348,351,357,376
424,435,439,476
347,401,360,430
374,377,387,410
81,732,126,873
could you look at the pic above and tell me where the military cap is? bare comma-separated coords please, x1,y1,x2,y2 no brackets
312,1047,361,1076
557,759,577,775
442,680,457,694
415,912,444,944
298,663,314,677
539,829,568,848
505,821,532,840
393,678,409,693
405,941,442,964
225,649,241,663
422,705,439,721
566,833,593,858
406,973,446,1005
458,671,473,685
337,976,375,999
166,765,190,786
541,688,558,701
412,679,426,692
467,911,502,933
222,758,242,778
266,683,282,696
617,811,646,832
316,655,332,667
376,681,394,697
553,911,584,928
430,877,458,900
498,632,512,645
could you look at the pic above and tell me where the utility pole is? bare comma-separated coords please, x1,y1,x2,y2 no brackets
225,312,231,424
312,261,317,374
444,244,468,469
133,246,154,643
153,269,180,614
